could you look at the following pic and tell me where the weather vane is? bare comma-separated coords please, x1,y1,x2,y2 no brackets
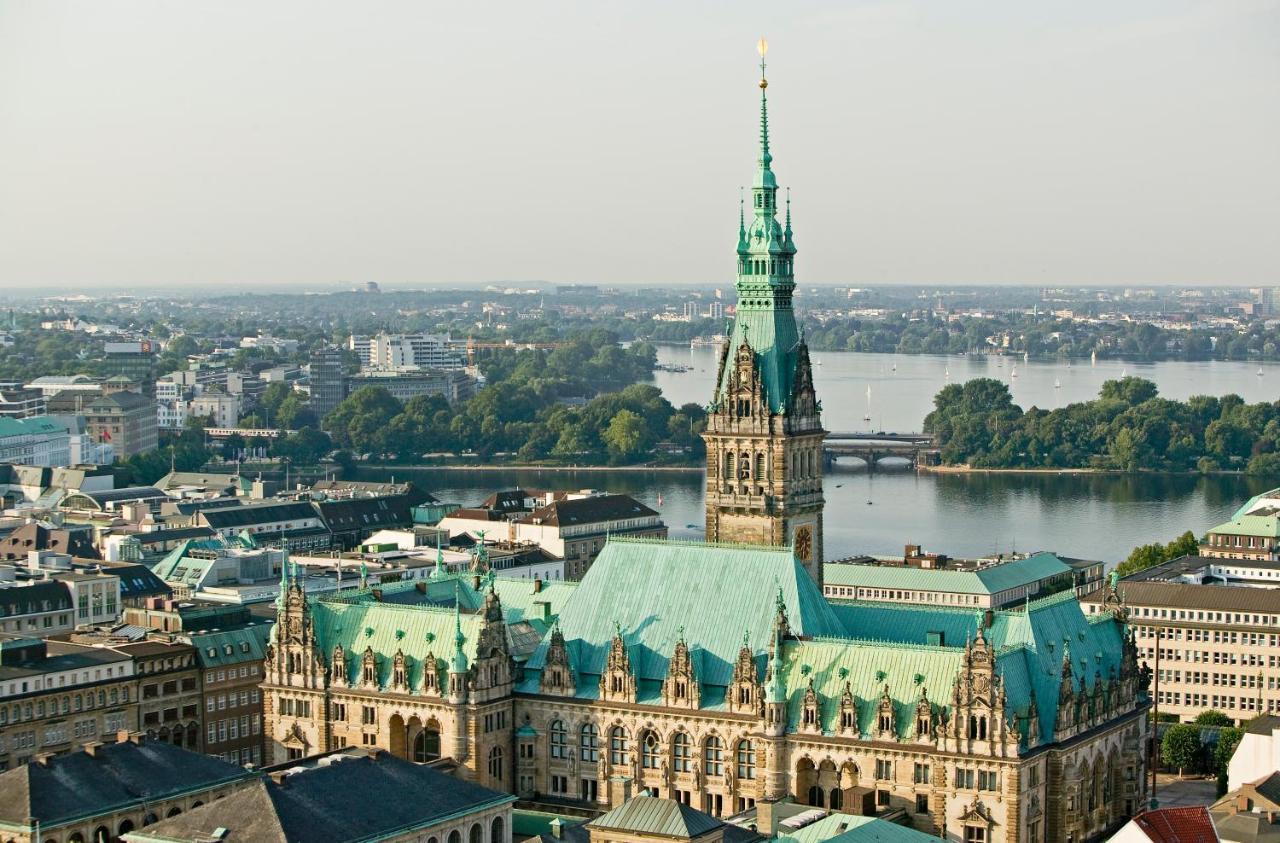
757,37,768,87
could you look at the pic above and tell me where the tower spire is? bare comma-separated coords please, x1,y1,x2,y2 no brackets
757,37,771,171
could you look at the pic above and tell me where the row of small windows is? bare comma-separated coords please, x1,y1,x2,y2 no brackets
0,687,128,725
739,258,791,277
544,722,756,779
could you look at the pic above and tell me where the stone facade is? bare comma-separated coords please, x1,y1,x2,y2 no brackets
261,564,1150,843
701,55,824,586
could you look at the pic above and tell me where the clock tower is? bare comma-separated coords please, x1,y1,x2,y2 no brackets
703,40,825,586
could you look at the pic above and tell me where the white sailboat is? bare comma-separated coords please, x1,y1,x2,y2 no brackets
945,366,951,381
1090,351,1097,366
863,385,872,422
1011,364,1019,379
1259,367,1265,378
1054,377,1061,389
1121,367,1127,378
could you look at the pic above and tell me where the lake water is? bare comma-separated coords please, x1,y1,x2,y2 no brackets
363,349,1280,566
652,345,1280,434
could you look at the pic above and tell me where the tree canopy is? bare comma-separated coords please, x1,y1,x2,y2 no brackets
925,377,1280,474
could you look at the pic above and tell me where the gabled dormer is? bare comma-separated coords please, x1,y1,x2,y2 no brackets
420,651,442,696
360,646,379,690
599,624,636,704
330,645,347,687
661,631,701,710
539,625,576,696
875,684,896,740
391,648,409,692
914,686,934,743
800,679,821,733
727,636,760,715
838,682,857,734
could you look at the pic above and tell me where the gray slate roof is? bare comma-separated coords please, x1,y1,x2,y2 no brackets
0,739,253,828
125,751,512,843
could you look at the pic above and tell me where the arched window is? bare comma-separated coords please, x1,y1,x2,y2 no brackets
469,822,482,843
448,831,462,843
609,726,630,766
580,723,599,762
736,740,756,780
93,825,110,843
488,746,504,782
673,732,691,772
549,720,568,759
704,736,724,777
167,807,183,818
414,728,441,762
118,819,136,836
492,816,506,843
642,731,661,769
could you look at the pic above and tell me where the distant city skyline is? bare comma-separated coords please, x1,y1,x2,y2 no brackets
1,0,1277,289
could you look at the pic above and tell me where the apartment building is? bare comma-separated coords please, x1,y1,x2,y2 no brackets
350,332,465,371
195,625,270,766
822,551,1077,609
112,640,203,750
1201,488,1280,560
84,391,158,459
438,490,666,580
1082,556,1280,724
0,637,136,770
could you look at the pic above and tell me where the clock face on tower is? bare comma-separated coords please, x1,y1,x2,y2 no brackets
794,525,813,562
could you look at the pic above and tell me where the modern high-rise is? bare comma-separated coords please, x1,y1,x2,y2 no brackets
348,333,465,372
702,47,825,585
308,347,348,422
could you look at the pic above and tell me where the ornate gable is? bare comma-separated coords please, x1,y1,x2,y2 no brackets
331,645,347,687
661,631,701,709
838,682,857,734
539,625,576,696
599,624,637,704
727,635,760,715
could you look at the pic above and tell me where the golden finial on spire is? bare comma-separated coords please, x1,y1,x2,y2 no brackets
757,37,768,88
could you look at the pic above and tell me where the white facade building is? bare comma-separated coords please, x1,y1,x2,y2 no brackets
0,417,72,467
351,333,465,371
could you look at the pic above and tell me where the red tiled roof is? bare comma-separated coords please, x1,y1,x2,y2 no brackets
1133,806,1217,842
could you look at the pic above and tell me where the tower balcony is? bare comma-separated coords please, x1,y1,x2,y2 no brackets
715,485,775,511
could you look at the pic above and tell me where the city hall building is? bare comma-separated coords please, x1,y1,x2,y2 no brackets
263,51,1150,843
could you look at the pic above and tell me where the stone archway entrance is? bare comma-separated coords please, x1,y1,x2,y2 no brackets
389,714,407,758
414,718,441,762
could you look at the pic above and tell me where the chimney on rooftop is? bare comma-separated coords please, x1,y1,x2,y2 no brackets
268,770,290,786
532,578,543,594
472,575,481,591
82,741,103,757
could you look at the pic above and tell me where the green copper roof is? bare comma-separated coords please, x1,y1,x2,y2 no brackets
589,794,721,838
823,552,1072,596
715,54,803,416
824,590,1126,742
523,537,841,688
779,637,962,736
1208,514,1280,538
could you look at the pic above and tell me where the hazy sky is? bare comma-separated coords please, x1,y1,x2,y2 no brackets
1,1,1277,290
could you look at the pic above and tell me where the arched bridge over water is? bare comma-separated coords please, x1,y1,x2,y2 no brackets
823,432,940,470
